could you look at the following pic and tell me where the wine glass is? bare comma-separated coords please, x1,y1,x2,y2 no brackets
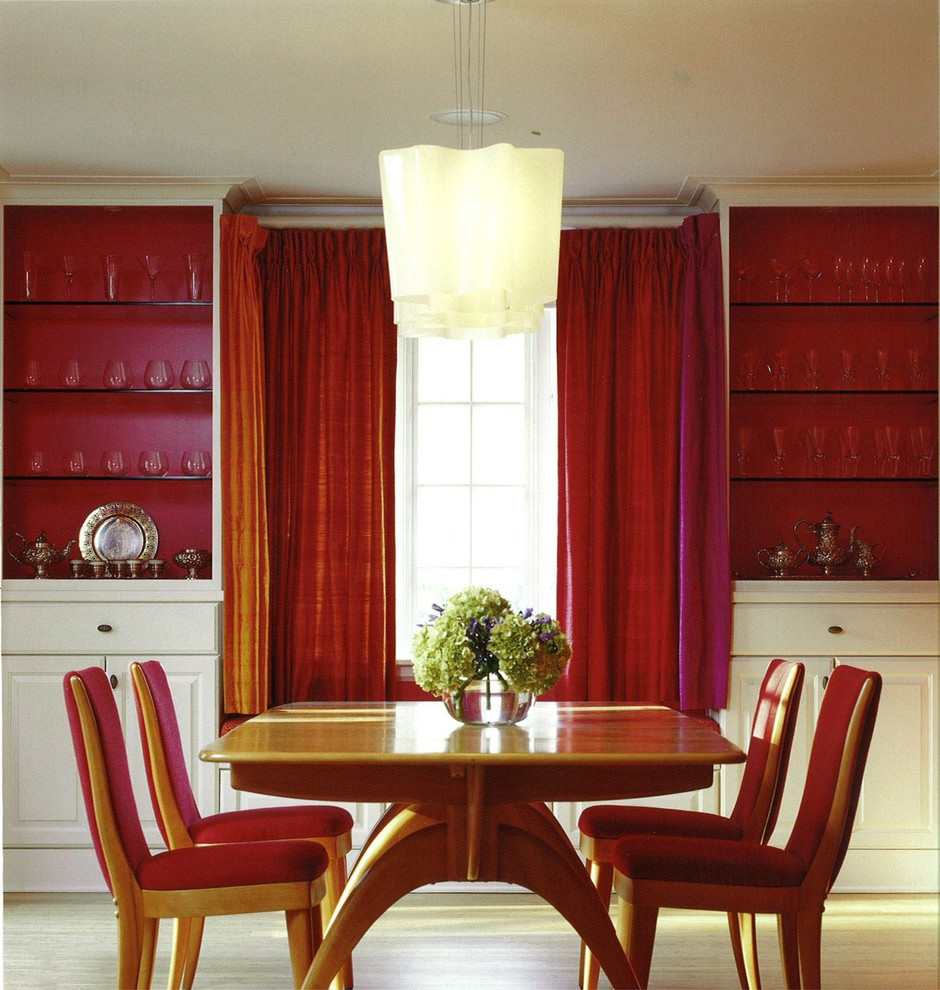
58,255,77,301
183,253,207,301
733,263,757,302
58,359,83,388
22,252,39,301
63,450,87,476
833,256,853,302
138,450,169,477
875,349,892,390
883,426,902,477
180,359,211,389
915,256,929,301
910,426,935,477
769,258,795,302
907,348,925,389
101,254,121,301
840,349,856,389
771,427,787,477
23,358,44,387
801,258,823,301
181,450,211,476
101,450,128,477
803,349,821,390
805,426,828,477
740,349,760,390
141,255,161,302
103,360,133,390
839,426,862,478
734,427,754,477
28,450,49,476
143,360,174,389
770,349,790,391
859,256,878,302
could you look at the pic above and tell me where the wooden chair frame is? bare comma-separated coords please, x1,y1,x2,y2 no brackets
66,670,328,990
579,658,805,990
129,660,353,989
612,666,881,990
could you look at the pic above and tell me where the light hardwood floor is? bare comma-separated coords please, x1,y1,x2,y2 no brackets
3,891,938,989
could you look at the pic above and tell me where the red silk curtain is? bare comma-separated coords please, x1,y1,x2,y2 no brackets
553,215,729,709
258,229,397,703
220,214,272,715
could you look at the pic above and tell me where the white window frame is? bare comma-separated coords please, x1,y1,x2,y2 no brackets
395,309,558,662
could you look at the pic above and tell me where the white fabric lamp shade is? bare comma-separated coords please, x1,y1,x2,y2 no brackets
379,143,564,339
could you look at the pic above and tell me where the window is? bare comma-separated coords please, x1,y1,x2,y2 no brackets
395,312,558,660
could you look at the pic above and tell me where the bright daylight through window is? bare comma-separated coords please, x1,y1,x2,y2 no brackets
396,312,558,661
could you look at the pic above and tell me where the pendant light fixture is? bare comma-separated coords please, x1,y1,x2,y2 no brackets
379,0,564,339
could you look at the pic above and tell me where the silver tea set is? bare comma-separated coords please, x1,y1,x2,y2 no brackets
757,510,884,578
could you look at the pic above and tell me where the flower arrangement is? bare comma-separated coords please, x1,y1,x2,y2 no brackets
412,586,571,703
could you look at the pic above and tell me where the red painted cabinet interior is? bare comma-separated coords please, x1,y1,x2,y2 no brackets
3,204,214,579
728,206,938,581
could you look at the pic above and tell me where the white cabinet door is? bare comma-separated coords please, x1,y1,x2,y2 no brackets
2,655,102,848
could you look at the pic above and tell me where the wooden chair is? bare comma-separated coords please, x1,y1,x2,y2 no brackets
578,658,804,989
611,663,882,990
129,660,354,990
64,666,329,990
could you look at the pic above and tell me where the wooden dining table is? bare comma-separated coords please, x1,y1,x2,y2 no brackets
200,701,746,989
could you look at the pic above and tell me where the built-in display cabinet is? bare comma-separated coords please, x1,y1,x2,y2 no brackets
2,193,224,891
3,205,215,579
719,191,939,892
728,206,937,582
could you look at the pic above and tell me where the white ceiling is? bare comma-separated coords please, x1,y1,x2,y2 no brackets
1,0,937,212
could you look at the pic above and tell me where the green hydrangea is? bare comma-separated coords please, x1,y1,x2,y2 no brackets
412,586,571,697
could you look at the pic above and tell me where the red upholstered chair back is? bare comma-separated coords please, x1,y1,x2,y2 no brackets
785,664,882,893
131,660,202,847
728,658,805,842
63,667,153,896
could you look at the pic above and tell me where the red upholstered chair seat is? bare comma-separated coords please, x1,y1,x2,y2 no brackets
579,805,744,842
138,838,329,891
611,834,805,888
191,805,354,844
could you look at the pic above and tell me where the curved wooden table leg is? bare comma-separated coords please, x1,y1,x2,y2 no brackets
496,804,640,990
300,818,449,989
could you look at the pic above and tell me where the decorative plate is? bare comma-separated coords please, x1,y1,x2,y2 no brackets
79,502,158,562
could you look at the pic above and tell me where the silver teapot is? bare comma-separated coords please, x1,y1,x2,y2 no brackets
794,510,858,575
7,529,76,579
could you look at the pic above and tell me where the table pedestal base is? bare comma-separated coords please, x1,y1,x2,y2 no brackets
301,792,639,989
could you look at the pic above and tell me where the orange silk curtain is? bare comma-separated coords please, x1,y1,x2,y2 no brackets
220,214,272,714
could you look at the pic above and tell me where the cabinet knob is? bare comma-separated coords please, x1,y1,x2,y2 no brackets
827,625,844,635
109,674,118,690
97,623,113,633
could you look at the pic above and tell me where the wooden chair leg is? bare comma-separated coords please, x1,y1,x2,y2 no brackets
777,910,802,990
180,918,204,990
322,856,354,989
136,916,159,990
285,907,316,990
616,896,659,989
580,858,613,990
167,918,191,990
729,912,761,989
796,903,825,990
115,901,145,990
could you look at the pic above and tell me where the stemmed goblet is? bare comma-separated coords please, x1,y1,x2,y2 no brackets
801,258,823,301
771,427,787,477
58,255,77,301
141,255,161,302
